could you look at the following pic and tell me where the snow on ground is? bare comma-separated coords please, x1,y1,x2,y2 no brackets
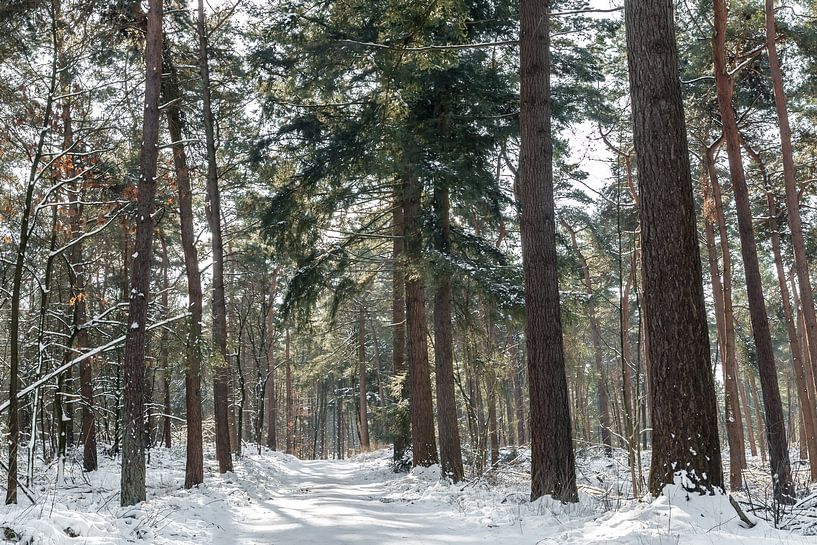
0,445,814,544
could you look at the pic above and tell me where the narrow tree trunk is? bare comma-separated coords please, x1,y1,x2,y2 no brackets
265,278,278,450
713,0,793,502
519,0,577,502
120,0,162,506
391,198,410,465
765,0,817,398
743,141,817,478
162,45,204,488
158,231,172,450
358,307,370,450
741,379,758,457
285,329,295,455
624,0,723,495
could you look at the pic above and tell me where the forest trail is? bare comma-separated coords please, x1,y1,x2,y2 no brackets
203,454,540,545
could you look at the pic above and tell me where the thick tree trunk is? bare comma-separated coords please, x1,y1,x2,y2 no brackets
623,0,723,495
401,172,439,467
432,185,465,482
162,44,204,489
197,0,233,474
519,0,577,502
121,0,162,506
713,0,793,502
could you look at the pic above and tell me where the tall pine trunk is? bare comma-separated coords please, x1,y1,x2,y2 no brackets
162,44,204,488
432,185,464,482
623,0,723,496
121,0,162,506
519,0,577,502
401,172,439,467
713,0,793,502
197,0,233,474
765,0,817,400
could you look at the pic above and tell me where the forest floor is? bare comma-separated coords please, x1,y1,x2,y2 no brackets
0,444,815,544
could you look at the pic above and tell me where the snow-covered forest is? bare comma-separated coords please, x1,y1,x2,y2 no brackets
1,0,817,543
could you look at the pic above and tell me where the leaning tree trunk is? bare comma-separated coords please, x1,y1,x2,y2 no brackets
197,0,233,474
713,0,794,503
121,0,162,506
519,0,577,503
162,44,204,489
624,0,724,496
401,171,439,467
432,184,465,482
765,0,817,401
742,140,817,478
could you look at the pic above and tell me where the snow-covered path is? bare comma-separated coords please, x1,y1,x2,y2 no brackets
175,454,542,545
3,447,816,544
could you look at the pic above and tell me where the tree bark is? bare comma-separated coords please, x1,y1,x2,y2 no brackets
765,0,817,401
519,0,577,502
713,0,793,502
121,0,162,506
432,185,465,481
743,140,817,478
358,306,371,450
197,0,233,474
401,171,439,467
391,197,410,465
623,0,723,495
162,43,204,488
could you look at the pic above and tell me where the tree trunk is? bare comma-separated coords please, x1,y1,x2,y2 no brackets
701,143,746,489
401,171,439,467
391,197,410,465
197,0,233,475
765,0,817,400
285,328,295,455
432,185,464,482
158,230,172,450
265,278,278,450
743,141,817,478
121,0,162,506
358,307,370,450
162,45,204,489
713,0,793,502
519,0,577,502
623,0,723,495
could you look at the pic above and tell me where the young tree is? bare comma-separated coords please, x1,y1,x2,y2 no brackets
623,0,724,495
518,0,577,503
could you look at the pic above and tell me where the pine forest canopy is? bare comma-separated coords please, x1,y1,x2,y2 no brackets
0,0,816,536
